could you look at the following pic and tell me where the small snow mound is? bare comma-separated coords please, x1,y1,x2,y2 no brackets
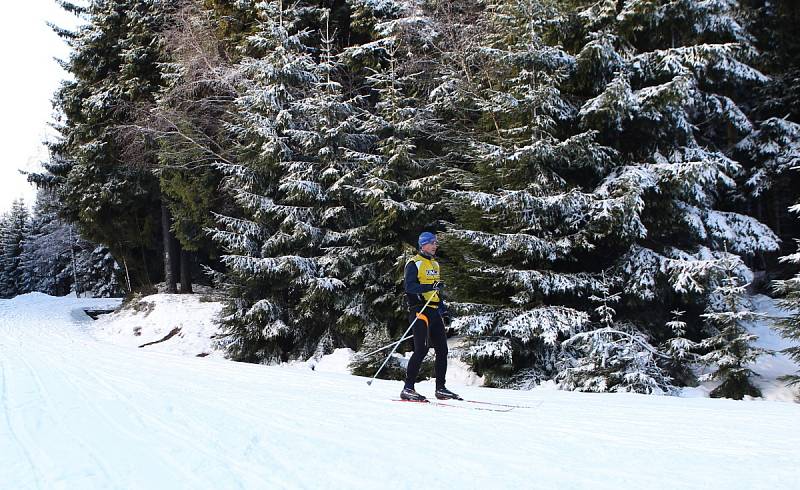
303,348,356,374
88,292,225,358
8,291,57,302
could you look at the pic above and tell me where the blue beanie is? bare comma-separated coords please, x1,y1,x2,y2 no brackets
418,232,437,248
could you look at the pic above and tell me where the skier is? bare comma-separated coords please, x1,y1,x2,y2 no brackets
400,231,461,401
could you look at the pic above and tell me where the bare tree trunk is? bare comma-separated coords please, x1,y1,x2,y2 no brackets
68,224,81,298
122,255,132,294
140,245,152,290
170,231,180,287
755,197,763,223
162,203,177,293
180,247,193,294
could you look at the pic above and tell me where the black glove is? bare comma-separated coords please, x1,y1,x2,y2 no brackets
441,312,452,327
431,280,445,291
440,304,452,326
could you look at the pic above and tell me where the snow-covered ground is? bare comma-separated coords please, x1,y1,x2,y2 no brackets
1,293,799,489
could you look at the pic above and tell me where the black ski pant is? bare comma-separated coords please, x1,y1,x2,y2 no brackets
404,305,447,390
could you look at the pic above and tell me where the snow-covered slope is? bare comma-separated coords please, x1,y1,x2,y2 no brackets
89,293,225,358
85,292,486,386
87,291,799,399
1,293,799,489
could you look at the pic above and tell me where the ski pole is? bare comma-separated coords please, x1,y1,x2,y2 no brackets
361,333,415,358
366,296,434,386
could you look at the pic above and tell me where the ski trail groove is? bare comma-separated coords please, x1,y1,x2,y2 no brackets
68,364,273,489
16,303,268,488
15,348,117,485
0,353,44,490
38,353,210,489
58,323,302,488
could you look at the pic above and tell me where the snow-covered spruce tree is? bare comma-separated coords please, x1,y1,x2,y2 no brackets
736,118,800,201
735,117,800,256
422,0,781,390
772,190,800,396
77,245,125,297
735,1,800,247
570,0,779,266
19,191,75,296
48,0,172,289
0,200,31,299
19,190,124,297
736,2,800,244
0,214,10,297
556,273,676,394
699,255,767,399
736,0,800,240
660,309,700,386
0,215,6,296
212,4,380,363
743,0,800,123
209,0,321,363
280,9,379,359
341,0,448,375
563,1,779,363
432,0,645,387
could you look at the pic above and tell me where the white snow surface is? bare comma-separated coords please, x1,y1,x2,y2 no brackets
2,292,799,489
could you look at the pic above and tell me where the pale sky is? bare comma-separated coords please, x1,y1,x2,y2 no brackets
0,1,78,214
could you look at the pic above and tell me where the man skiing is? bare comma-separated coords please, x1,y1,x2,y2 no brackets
400,231,461,401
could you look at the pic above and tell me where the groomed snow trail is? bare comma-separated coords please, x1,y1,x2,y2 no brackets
1,293,799,489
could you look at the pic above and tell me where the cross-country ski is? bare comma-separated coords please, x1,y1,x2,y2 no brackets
391,398,515,412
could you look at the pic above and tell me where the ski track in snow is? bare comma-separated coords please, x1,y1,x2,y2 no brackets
1,293,799,489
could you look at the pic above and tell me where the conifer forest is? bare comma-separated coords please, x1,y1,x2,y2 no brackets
3,0,800,398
